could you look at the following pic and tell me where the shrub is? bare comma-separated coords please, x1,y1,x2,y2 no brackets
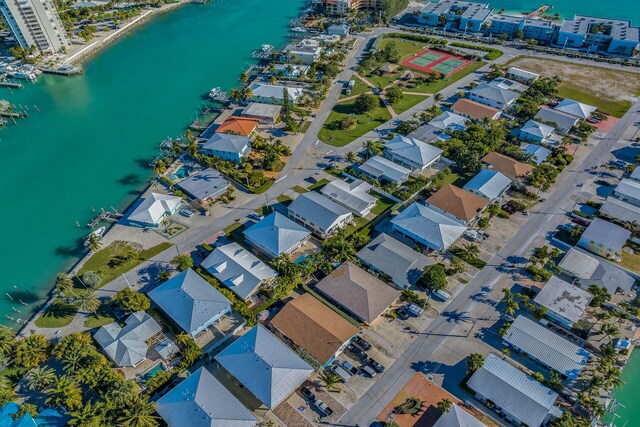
81,271,101,289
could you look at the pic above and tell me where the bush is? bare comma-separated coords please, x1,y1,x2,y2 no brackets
354,93,378,113
497,210,510,219
113,288,150,313
418,264,447,291
386,87,404,104
81,271,101,288
449,42,502,60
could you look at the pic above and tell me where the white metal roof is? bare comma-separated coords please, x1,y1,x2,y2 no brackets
250,83,303,102
433,403,486,427
176,168,230,201
243,212,311,258
469,82,519,106
201,133,250,155
391,202,467,251
128,192,182,225
359,156,411,183
613,178,640,204
320,179,376,216
554,98,597,119
384,135,443,167
534,107,579,134
520,120,554,140
463,169,511,200
506,67,540,82
94,312,161,367
428,111,467,130
533,276,592,324
559,248,635,294
287,191,352,233
523,143,552,165
600,196,640,225
579,218,631,253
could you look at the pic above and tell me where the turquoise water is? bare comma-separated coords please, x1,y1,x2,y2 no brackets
0,0,302,326
489,0,640,22
608,350,640,426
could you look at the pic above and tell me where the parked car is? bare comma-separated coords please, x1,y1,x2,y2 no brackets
249,212,264,221
396,306,409,320
353,335,371,351
572,217,591,227
339,360,359,376
361,364,377,378
301,387,316,402
502,203,516,214
348,344,367,361
306,176,318,184
330,364,352,382
315,399,333,417
180,208,195,217
368,359,385,373
433,289,451,301
612,159,629,168
406,303,424,317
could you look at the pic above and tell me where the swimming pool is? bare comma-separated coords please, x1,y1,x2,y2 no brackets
294,254,309,264
170,166,190,181
142,364,165,382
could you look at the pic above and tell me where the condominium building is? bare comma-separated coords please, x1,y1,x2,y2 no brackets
419,0,492,33
323,0,381,15
488,14,557,44
557,15,640,56
0,0,69,53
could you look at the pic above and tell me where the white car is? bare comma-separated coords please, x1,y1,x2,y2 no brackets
249,213,264,221
433,289,451,301
180,208,195,217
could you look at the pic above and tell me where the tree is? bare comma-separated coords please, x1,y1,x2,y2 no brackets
46,375,83,410
363,140,384,158
15,334,50,368
171,254,193,271
0,326,16,357
318,370,342,392
55,273,75,296
419,264,447,291
113,288,150,313
241,86,253,101
69,401,105,427
466,353,484,374
434,92,444,103
587,285,611,307
239,72,248,83
385,87,404,105
346,151,357,163
461,242,479,259
74,290,100,313
322,229,356,263
26,366,56,391
87,233,102,252
81,271,101,289
118,396,159,427
354,93,377,113
597,321,620,342
436,398,452,415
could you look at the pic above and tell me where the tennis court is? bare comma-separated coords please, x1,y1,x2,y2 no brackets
432,58,467,75
401,48,472,77
409,51,443,67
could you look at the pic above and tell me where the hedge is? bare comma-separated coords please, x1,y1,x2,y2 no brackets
382,32,447,45
449,42,503,60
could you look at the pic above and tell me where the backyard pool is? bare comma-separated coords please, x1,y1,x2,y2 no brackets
142,363,165,383
170,166,190,181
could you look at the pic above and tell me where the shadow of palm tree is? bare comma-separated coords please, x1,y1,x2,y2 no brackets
441,310,472,324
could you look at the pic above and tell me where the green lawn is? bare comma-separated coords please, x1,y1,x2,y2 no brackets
379,37,430,59
558,87,632,118
276,195,294,205
84,303,117,329
34,298,77,328
78,241,172,288
441,170,474,187
308,178,331,192
370,195,395,216
449,246,487,269
363,71,404,90
402,61,486,94
293,185,308,194
617,242,640,274
340,76,372,99
319,97,392,147
223,221,243,235
391,93,429,114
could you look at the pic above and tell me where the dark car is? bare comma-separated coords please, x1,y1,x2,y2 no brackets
348,344,367,360
368,359,385,373
354,335,371,351
306,176,318,184
502,203,516,214
573,217,591,227
396,307,409,320
301,387,316,402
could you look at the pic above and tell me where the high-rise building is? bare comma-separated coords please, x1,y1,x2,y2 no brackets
0,0,69,54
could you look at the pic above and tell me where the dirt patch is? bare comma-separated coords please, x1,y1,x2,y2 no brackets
508,57,640,102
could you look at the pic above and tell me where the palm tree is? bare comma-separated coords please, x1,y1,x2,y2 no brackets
68,401,105,427
74,290,100,313
241,86,253,101
434,92,443,103
46,376,83,410
229,88,242,103
239,72,248,84
117,397,159,427
583,375,603,397
363,140,383,158
599,343,617,363
318,370,342,392
598,322,621,342
61,350,84,375
25,366,56,391
87,234,102,252
504,299,519,316
0,326,16,357
591,310,610,332
461,242,480,259
436,398,452,414
55,273,75,297
346,151,357,163
610,309,630,325
466,353,484,374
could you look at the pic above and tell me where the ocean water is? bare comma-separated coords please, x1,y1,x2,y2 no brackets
488,0,640,22
0,0,302,326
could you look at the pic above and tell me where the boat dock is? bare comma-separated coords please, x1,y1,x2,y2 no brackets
87,208,123,228
525,4,551,19
39,65,83,76
0,74,23,89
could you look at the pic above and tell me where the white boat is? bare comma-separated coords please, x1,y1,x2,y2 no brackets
84,226,106,246
291,26,306,33
209,87,227,101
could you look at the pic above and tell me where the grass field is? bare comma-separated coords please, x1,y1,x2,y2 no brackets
379,37,429,60
35,298,77,328
557,87,632,118
450,246,487,269
401,61,486,94
319,97,392,147
84,303,117,329
340,77,372,99
391,93,429,114
364,71,404,90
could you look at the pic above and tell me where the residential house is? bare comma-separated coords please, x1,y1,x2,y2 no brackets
94,312,161,367
176,168,230,203
505,67,540,84
0,402,68,427
358,155,411,184
320,179,377,217
357,233,434,288
503,315,590,380
467,354,560,427
287,191,353,238
428,111,467,131
270,293,360,365
488,15,556,44
384,135,443,172
557,15,640,56
249,83,304,105
201,133,251,163
558,248,635,294
281,39,321,65
481,152,534,179
202,242,277,300
316,262,400,324
519,119,555,143
241,102,282,124
215,116,259,137
523,143,552,165
426,184,488,225
450,99,501,121
215,324,313,409
155,367,257,427
419,0,493,33
534,107,579,134
600,196,640,227
533,276,592,329
127,192,182,227
408,124,442,144
553,98,597,119
612,178,640,207
630,166,640,182
463,169,512,202
272,63,310,78
487,76,528,92
391,202,467,251
577,217,631,260
243,211,311,259
468,82,519,110
434,403,487,427
327,23,350,36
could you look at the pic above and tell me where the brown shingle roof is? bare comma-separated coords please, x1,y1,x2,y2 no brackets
215,116,259,137
427,184,488,223
316,262,400,324
451,99,501,120
270,293,360,364
482,152,534,178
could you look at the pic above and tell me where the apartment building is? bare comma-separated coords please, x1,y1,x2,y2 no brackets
1,0,69,53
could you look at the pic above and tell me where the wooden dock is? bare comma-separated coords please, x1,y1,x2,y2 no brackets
524,4,551,19
88,208,123,228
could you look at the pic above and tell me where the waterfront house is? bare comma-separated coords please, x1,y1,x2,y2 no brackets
519,120,555,143
533,276,592,329
428,111,467,131
215,116,259,137
468,82,518,110
320,179,377,217
357,233,434,289
467,354,561,427
127,192,182,228
434,404,487,427
176,168,230,203
315,262,400,324
243,211,311,259
481,152,533,179
557,15,640,56
201,133,251,163
426,184,488,225
287,191,353,238
503,315,590,380
577,218,631,260
523,143,552,165
327,23,350,36
505,67,540,84
463,169,512,202
270,293,360,365
391,202,467,251
249,83,304,105
612,178,640,207
215,324,313,409
534,107,579,134
358,155,411,185
94,311,161,367
272,63,310,78
419,0,493,33
553,98,597,119
148,268,232,337
202,242,277,300
450,99,501,121
489,15,556,44
558,248,635,294
384,135,443,172
600,196,640,228
155,367,256,427
241,103,281,125
281,39,322,65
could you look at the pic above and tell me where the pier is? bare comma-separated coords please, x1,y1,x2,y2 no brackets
525,4,551,19
87,208,123,228
39,65,83,76
0,74,23,89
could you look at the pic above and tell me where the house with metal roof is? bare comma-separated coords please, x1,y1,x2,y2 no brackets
553,98,597,119
523,144,552,165
630,167,640,183
481,152,534,179
249,83,304,105
577,218,631,260
503,316,590,380
149,269,232,337
202,242,277,300
270,293,360,365
558,248,635,294
505,67,540,84
434,403,487,427
451,99,501,121
327,23,349,36
467,354,560,427
519,120,555,143
533,276,592,329
156,367,257,427
316,262,400,324
215,324,313,409
487,77,528,92
357,233,433,289
463,169,512,202
0,402,68,427
320,179,377,217
272,63,310,78
281,39,322,65
428,111,467,131
426,184,488,225
243,212,311,259
468,82,519,110
287,191,353,238
600,196,640,227
391,202,467,251
94,311,161,367
612,178,640,207
384,135,443,172
201,133,251,163
241,102,282,124
126,192,182,227
534,107,579,134
176,168,230,203
358,155,411,184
